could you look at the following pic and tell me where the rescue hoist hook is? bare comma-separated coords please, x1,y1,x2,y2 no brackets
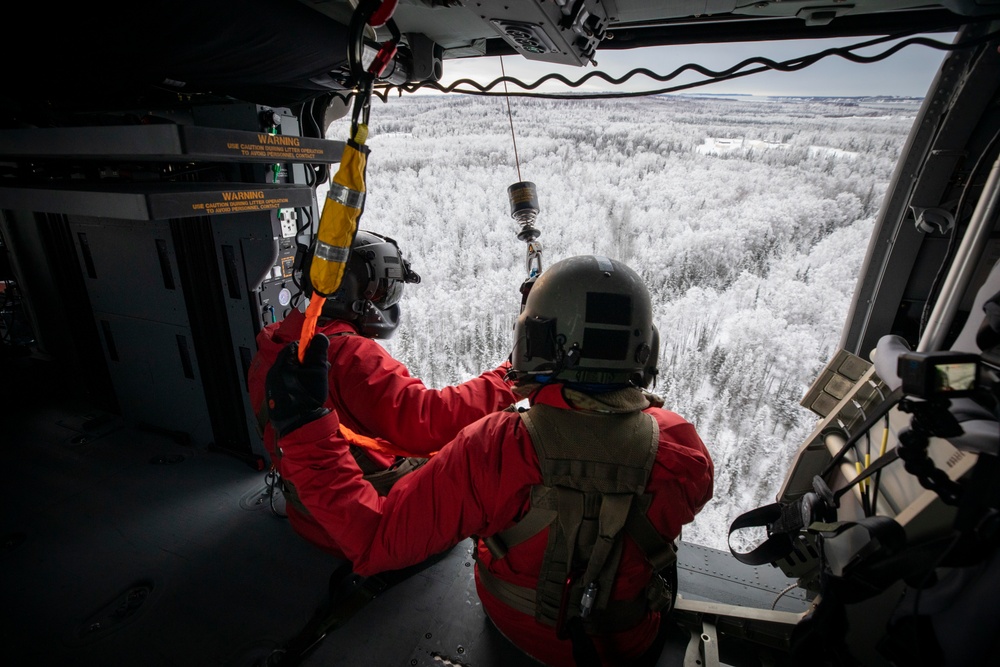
509,180,543,309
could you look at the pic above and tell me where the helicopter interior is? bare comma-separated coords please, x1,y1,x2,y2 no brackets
2,1,1000,666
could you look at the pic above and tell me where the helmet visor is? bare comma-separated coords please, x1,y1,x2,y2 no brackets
371,278,404,309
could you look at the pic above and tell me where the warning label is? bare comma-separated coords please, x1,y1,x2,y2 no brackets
146,183,313,219
182,126,343,164
223,140,326,161
190,193,291,215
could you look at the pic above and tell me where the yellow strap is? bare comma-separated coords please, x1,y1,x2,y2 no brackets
299,123,369,359
309,128,367,297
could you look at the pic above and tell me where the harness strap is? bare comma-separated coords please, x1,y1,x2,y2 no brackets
484,486,558,558
279,475,312,517
277,453,425,517
361,456,428,496
729,501,906,568
729,502,796,566
475,564,537,616
340,423,397,475
475,564,650,633
626,494,678,572
582,493,632,611
534,487,586,623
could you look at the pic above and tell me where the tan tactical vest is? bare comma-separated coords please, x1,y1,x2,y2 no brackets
478,404,677,634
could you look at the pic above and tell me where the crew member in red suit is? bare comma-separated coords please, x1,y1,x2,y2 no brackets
248,230,517,557
266,254,714,666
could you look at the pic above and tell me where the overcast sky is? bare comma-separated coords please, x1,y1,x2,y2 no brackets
437,34,955,98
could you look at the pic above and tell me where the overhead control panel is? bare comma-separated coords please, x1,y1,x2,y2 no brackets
483,0,610,66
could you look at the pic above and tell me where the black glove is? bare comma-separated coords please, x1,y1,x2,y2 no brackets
265,334,331,437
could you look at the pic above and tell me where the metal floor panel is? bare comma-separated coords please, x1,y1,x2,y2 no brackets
677,542,811,613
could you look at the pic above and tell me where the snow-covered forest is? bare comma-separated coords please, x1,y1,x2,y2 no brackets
325,93,920,551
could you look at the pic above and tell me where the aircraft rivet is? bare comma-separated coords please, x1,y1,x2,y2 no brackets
425,632,432,639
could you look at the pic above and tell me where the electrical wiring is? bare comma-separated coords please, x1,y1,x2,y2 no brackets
289,206,313,306
770,581,800,611
282,195,316,309
871,421,890,515
365,27,1000,102
851,399,873,516
868,380,890,515
296,205,314,238
300,96,331,188
820,388,903,479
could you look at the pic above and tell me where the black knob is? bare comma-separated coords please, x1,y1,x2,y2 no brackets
260,108,282,130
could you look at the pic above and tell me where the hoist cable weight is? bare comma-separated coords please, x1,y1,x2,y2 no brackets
509,181,540,242
508,181,542,308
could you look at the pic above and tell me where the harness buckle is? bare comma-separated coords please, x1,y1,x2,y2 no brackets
579,581,598,619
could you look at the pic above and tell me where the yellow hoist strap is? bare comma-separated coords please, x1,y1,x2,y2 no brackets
299,123,369,362
309,126,368,298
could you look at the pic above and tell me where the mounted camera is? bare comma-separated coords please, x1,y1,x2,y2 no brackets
897,351,982,398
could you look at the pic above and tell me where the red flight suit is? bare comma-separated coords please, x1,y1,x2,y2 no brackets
277,383,714,666
247,308,517,556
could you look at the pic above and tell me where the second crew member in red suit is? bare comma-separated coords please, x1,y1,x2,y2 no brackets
248,230,517,557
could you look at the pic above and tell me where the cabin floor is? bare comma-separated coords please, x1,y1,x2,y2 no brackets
2,351,810,667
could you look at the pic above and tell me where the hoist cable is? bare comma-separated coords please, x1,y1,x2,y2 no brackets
500,56,523,182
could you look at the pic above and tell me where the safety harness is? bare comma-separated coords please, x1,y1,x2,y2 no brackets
477,400,678,644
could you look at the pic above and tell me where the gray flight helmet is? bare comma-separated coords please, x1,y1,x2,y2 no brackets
301,230,420,339
511,255,659,388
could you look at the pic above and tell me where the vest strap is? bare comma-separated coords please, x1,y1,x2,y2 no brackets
626,495,678,571
476,564,651,633
582,492,632,611
484,486,559,558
